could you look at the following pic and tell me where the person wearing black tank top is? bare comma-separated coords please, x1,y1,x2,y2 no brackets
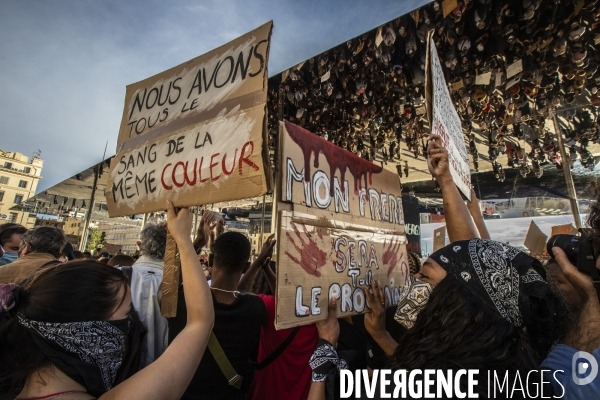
168,231,269,400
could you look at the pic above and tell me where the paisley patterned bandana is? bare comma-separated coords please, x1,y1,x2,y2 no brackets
394,275,432,329
18,313,128,396
429,239,554,328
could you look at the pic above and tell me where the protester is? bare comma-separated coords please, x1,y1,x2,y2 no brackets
130,223,168,368
0,226,66,284
238,239,320,400
168,228,267,400
0,200,214,400
0,223,27,266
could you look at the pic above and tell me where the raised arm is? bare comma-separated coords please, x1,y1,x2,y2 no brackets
467,189,491,240
426,134,479,242
237,234,276,293
101,201,214,400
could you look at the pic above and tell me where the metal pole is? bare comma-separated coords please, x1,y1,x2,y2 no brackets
259,194,266,249
79,164,100,251
552,114,582,229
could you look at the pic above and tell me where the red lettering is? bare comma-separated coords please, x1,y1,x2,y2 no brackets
239,141,259,175
172,161,185,188
222,150,237,176
198,156,209,183
184,160,197,185
210,153,221,181
161,163,173,190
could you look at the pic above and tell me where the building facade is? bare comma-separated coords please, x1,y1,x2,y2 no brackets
0,150,43,228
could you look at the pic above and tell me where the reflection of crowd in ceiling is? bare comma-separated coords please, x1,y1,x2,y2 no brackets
267,0,600,183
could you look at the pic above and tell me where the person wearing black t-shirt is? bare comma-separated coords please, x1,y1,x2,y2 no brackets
168,232,266,400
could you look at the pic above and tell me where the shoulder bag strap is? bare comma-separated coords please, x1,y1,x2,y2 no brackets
207,331,243,389
254,326,301,370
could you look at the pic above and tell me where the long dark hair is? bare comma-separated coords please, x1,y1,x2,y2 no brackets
388,278,549,397
0,260,128,394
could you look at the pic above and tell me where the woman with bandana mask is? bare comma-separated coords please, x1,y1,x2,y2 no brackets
0,201,214,400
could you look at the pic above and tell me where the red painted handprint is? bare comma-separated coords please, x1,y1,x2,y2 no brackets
382,237,403,277
284,221,327,277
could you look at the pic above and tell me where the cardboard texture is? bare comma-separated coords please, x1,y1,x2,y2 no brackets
275,121,408,329
161,232,181,318
551,224,578,237
506,59,523,79
433,226,446,251
427,37,471,200
106,22,273,217
524,221,547,256
442,0,458,18
475,71,492,86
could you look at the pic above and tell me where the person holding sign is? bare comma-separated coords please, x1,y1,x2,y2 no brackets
0,201,214,400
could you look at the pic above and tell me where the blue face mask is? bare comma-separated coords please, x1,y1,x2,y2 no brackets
0,251,18,265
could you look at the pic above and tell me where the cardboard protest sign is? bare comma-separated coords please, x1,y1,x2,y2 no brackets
275,121,408,329
506,59,523,79
442,0,457,17
551,223,578,236
433,225,446,251
475,71,492,86
524,221,547,256
106,22,273,217
425,36,471,200
402,194,421,255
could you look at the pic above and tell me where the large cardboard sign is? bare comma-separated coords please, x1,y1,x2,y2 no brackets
106,22,273,217
276,121,408,329
426,36,471,200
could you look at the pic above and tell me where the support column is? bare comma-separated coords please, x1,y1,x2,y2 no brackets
552,114,582,229
79,164,100,251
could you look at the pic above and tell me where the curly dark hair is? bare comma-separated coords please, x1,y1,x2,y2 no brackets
388,278,554,397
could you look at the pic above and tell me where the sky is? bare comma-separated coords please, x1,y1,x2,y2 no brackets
0,0,427,193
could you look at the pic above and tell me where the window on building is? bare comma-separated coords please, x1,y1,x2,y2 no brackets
0,191,3,202
23,167,31,174
4,162,12,169
18,180,27,188
9,212,17,223
14,194,23,204
0,176,8,184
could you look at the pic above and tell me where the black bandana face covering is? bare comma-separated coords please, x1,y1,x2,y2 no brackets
429,239,554,328
18,313,133,397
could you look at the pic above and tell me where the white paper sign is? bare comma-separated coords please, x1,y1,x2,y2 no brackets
506,59,523,79
428,37,471,200
475,71,492,86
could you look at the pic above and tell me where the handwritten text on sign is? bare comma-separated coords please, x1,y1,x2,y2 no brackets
277,212,408,329
117,22,272,150
276,121,408,329
281,121,404,228
429,37,471,199
106,108,266,216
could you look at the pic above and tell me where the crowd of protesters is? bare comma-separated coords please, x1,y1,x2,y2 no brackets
0,131,599,399
268,0,600,181
2,1,600,399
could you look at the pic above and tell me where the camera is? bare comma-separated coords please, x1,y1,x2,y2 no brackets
547,231,600,294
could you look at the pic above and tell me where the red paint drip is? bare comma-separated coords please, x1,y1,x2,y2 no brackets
285,121,383,195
